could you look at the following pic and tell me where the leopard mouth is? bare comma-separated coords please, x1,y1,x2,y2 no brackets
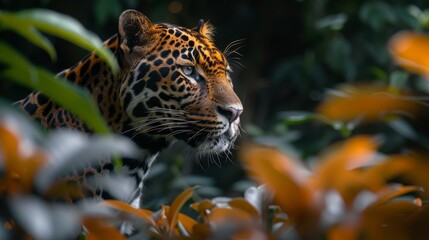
183,122,240,154
197,131,237,154
129,108,241,154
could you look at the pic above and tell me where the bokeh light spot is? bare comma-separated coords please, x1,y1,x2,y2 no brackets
168,1,183,14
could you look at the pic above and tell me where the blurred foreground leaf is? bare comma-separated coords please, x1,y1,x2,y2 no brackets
0,9,118,73
9,196,81,240
239,135,429,239
102,200,155,226
0,121,46,194
315,136,380,204
0,106,139,239
317,85,417,123
390,31,429,77
240,144,312,221
83,218,125,240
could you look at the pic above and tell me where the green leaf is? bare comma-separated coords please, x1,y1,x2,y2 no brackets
0,41,110,134
244,124,264,136
370,67,388,81
388,70,409,93
0,9,119,74
282,112,319,125
0,12,56,60
315,13,348,31
359,1,397,31
280,111,355,137
408,5,429,29
325,36,356,81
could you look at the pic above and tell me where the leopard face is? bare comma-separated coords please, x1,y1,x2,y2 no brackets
118,10,243,154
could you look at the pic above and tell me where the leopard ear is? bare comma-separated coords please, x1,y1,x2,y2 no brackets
119,10,156,53
196,19,215,40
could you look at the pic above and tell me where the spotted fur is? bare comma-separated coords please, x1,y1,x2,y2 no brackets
16,10,243,203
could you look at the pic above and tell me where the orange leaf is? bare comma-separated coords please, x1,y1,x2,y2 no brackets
317,85,416,123
314,136,380,204
167,187,194,233
83,218,125,240
0,124,19,162
157,205,170,234
157,205,197,237
208,207,253,223
362,201,422,240
318,135,377,171
240,144,312,219
190,199,214,214
363,155,414,186
228,198,260,218
178,213,197,236
0,124,46,194
371,185,423,208
390,31,429,76
44,180,86,201
398,154,429,199
367,153,429,199
192,223,210,239
233,229,268,240
101,200,155,226
328,224,359,240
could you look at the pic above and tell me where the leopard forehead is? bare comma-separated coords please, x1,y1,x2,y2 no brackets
149,23,228,74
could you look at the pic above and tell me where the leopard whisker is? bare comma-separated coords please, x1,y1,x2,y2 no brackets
167,129,193,137
226,50,243,58
136,121,193,133
135,118,192,126
223,38,246,57
125,119,192,136
229,60,246,70
225,45,245,60
188,127,208,141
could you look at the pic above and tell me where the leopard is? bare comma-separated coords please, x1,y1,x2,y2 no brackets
16,9,243,207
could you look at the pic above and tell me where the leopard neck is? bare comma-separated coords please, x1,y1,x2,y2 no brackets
60,34,130,132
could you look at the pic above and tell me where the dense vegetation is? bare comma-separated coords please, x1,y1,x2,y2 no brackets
2,0,429,239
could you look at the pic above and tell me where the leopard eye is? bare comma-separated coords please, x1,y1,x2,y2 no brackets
182,66,195,76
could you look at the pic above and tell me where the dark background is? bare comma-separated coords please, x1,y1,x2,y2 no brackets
2,0,429,208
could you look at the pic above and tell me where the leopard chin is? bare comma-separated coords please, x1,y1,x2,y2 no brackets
193,120,240,154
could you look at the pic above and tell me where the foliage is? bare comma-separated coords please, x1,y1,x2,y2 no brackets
3,1,429,240
0,9,118,71
0,106,138,239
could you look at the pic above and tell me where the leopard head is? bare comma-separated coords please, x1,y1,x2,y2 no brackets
117,10,243,154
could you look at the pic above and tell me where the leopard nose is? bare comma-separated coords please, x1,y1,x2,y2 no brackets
216,105,243,123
